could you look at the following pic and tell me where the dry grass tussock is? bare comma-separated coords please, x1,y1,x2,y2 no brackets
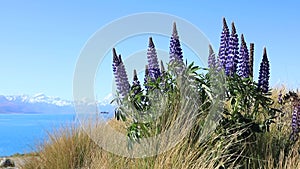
22,87,300,168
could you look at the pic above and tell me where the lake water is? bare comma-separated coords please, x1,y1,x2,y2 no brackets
0,113,77,156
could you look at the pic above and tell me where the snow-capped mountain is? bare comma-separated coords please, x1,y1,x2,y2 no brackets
0,93,73,114
5,93,72,106
98,93,115,106
0,93,115,115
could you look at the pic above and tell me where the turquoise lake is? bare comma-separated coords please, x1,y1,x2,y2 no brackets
0,113,77,156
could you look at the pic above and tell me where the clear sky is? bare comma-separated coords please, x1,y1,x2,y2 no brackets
0,1,299,100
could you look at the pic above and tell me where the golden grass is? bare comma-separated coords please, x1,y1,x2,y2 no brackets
22,122,242,169
21,118,300,168
21,87,300,169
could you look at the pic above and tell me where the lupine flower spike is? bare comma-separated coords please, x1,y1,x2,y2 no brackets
118,54,130,96
217,17,230,71
208,44,216,69
131,69,142,97
258,47,270,93
238,34,250,78
169,22,184,73
112,48,122,93
112,48,120,74
147,37,161,80
290,103,300,141
225,22,239,76
144,65,150,92
112,48,130,98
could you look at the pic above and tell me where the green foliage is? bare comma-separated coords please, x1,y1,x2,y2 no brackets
220,75,280,134
111,58,289,169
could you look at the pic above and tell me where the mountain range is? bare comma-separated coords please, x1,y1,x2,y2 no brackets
0,93,115,114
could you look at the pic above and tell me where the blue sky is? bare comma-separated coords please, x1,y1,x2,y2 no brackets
0,1,299,100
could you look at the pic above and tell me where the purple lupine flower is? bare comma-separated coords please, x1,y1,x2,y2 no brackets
112,48,121,92
147,37,161,80
217,18,230,71
131,69,142,96
169,22,184,73
238,34,250,78
290,103,300,141
144,65,150,92
112,48,130,98
112,48,121,72
225,22,239,76
208,44,216,69
257,48,270,93
118,55,130,95
291,105,298,133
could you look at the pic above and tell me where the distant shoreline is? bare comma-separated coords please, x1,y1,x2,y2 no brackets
0,112,41,114
0,112,75,114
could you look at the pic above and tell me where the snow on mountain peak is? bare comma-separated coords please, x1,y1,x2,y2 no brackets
4,94,72,106
3,93,116,107
98,93,114,106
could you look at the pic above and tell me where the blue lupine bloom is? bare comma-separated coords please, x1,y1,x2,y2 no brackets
169,22,184,73
118,55,131,96
131,69,142,96
257,48,270,93
112,48,121,92
144,65,149,91
112,48,130,98
292,106,298,132
290,104,300,141
225,22,239,76
208,44,216,69
112,48,121,72
238,34,250,78
147,37,161,80
217,18,230,71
